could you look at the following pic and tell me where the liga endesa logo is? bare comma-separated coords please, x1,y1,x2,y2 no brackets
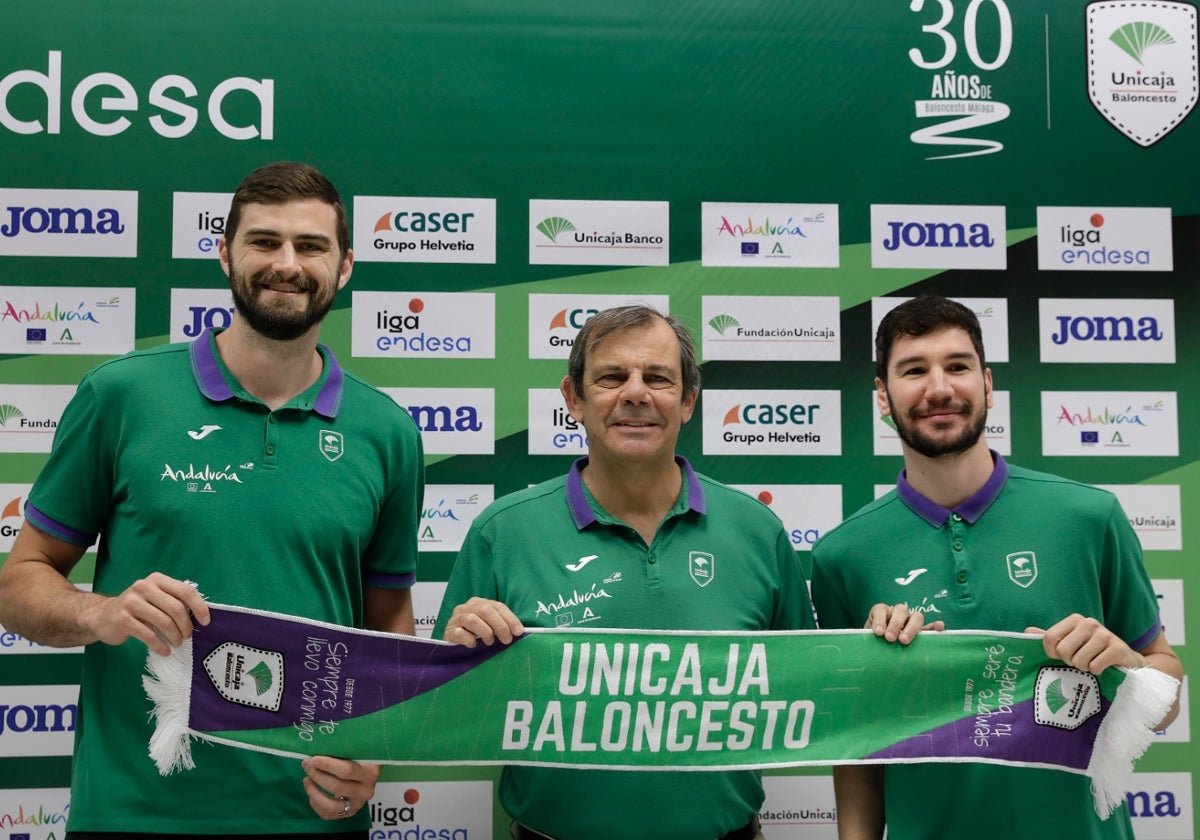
370,780,491,837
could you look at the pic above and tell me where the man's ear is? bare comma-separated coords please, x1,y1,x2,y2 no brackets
875,376,890,418
560,375,584,422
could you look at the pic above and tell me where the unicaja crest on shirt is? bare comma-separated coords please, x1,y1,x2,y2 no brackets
319,430,344,462
1006,551,1038,588
689,551,715,587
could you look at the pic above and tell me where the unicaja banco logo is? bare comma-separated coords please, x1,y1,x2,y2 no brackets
0,404,24,427
202,641,284,711
536,216,576,242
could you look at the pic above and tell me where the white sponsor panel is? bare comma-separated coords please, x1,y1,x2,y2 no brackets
871,297,1009,363
874,484,894,500
1041,392,1178,457
0,483,31,553
169,287,235,343
870,204,1006,269
351,291,495,358
702,296,840,362
353,196,496,264
0,685,77,757
381,388,494,455
171,191,231,259
760,774,838,839
0,188,137,257
704,390,841,456
701,202,840,268
371,780,492,838
1127,772,1193,839
410,581,447,639
874,390,1011,457
1040,298,1175,362
528,388,588,456
1096,485,1182,552
1087,1,1199,148
528,293,670,359
0,786,72,839
529,199,669,266
419,484,493,553
0,286,135,355
1036,208,1173,272
0,384,76,453
1152,578,1186,646
1152,675,1189,745
729,485,842,551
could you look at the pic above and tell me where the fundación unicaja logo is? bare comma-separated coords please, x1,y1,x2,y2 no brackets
0,404,23,426
708,314,740,336
203,642,285,712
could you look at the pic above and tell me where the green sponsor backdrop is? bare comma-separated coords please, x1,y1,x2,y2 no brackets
1,1,1195,836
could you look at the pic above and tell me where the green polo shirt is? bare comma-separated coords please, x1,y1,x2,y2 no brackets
812,453,1158,840
27,329,423,834
435,456,813,840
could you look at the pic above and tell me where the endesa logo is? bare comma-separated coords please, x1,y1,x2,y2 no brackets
1036,206,1172,271
353,196,496,264
371,780,491,838
870,204,1006,270
1039,298,1174,364
351,292,495,358
527,294,670,359
0,189,137,258
703,390,842,456
528,388,588,455
730,485,843,551
0,50,273,140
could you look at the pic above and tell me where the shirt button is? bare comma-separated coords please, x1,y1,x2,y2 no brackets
268,414,277,424
956,570,967,583
265,444,276,455
953,539,963,550
647,555,656,565
951,513,962,522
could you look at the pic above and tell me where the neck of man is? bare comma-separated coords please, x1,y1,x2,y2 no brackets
901,439,995,510
215,318,325,411
581,454,683,545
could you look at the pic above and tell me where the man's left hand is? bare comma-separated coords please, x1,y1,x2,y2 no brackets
865,603,943,644
301,755,379,821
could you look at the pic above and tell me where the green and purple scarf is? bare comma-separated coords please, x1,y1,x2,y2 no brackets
145,603,1177,819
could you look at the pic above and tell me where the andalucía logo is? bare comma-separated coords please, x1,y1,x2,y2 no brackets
202,641,284,712
1087,1,1199,146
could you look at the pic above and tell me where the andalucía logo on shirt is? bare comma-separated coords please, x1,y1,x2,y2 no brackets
1005,551,1038,588
689,551,715,587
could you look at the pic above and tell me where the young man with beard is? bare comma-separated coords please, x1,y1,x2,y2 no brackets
0,162,424,838
811,295,1182,840
434,305,926,840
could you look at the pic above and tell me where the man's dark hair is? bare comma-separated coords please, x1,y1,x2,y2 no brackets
567,305,701,399
225,161,349,261
875,295,986,380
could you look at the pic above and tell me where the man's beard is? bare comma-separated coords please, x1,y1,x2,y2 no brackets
229,268,336,341
887,393,987,458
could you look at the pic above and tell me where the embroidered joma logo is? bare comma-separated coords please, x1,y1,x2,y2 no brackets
188,424,222,440
565,554,598,572
895,568,928,586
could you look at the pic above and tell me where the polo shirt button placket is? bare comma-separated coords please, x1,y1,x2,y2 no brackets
264,411,280,468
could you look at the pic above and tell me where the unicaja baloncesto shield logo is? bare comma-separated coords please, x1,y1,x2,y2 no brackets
1006,551,1038,588
1087,1,1199,147
1034,666,1101,730
203,641,284,712
689,551,715,587
319,429,344,462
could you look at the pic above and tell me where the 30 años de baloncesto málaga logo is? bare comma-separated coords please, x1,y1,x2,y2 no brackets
1087,1,1198,147
203,641,285,712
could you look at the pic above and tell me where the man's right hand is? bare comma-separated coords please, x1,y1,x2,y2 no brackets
441,597,525,648
87,572,210,656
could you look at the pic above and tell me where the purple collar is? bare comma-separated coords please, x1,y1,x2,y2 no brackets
897,451,1008,527
187,328,345,419
565,455,706,529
